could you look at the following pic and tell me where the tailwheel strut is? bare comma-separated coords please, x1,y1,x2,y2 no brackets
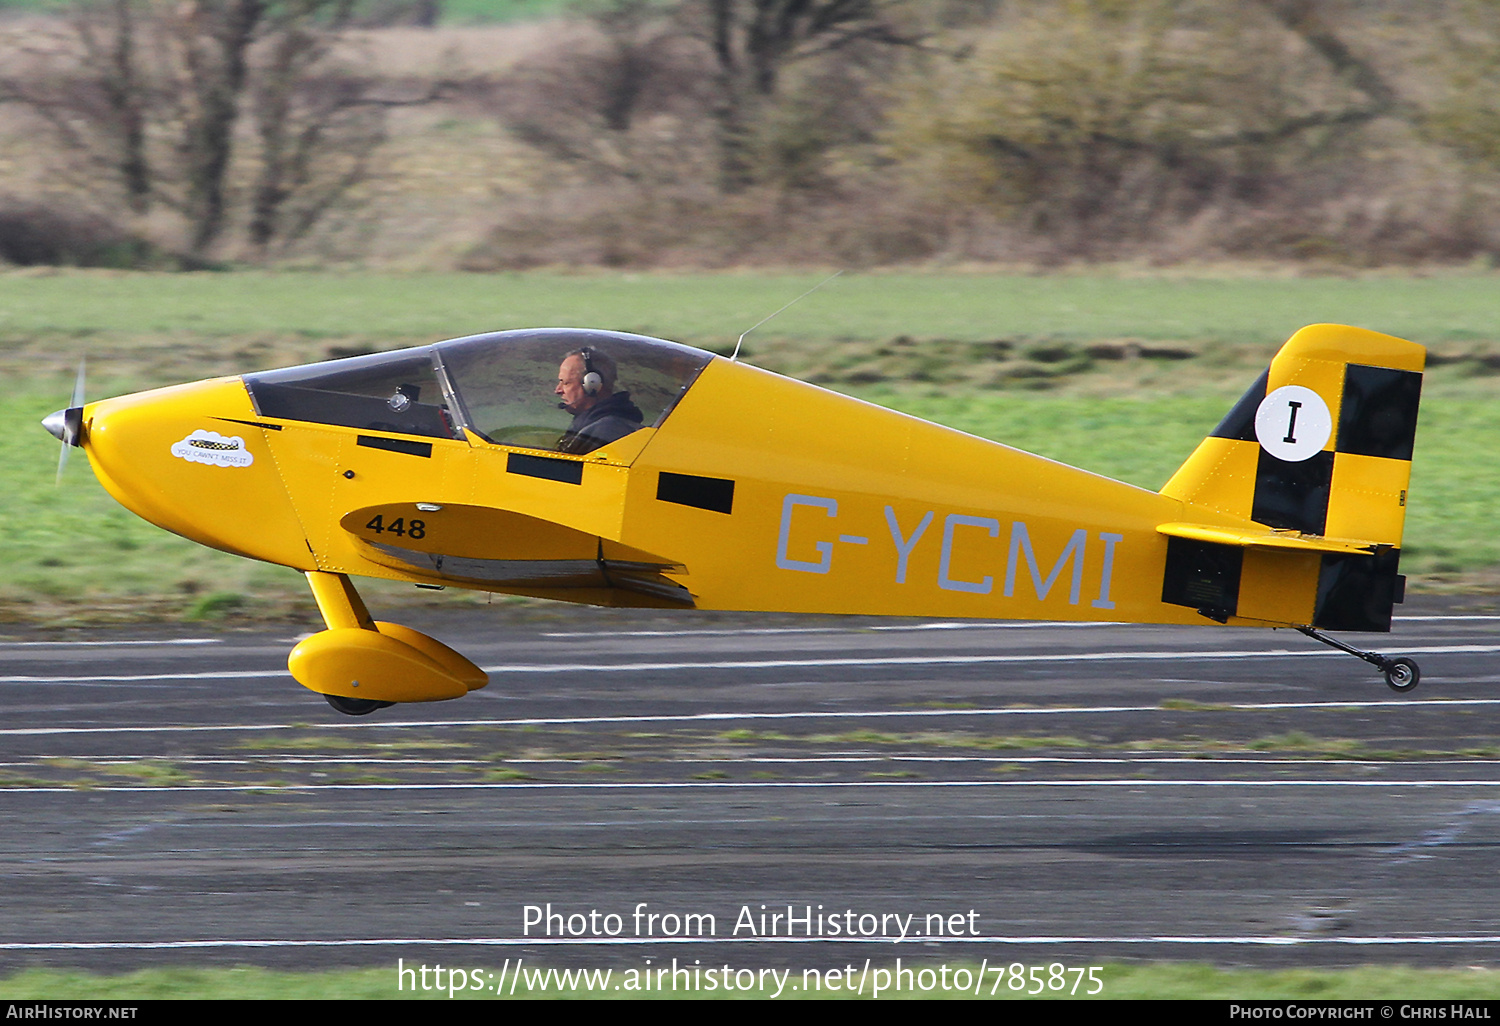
1296,626,1420,694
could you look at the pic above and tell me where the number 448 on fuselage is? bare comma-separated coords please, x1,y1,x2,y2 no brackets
43,322,1425,714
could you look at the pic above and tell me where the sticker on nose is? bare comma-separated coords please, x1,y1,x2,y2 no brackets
1254,385,1332,462
171,429,254,468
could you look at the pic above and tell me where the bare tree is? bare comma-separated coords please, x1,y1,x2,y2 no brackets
1245,0,1398,142
0,0,158,215
494,1,708,184
1,0,420,257
683,0,922,190
78,0,153,214
169,0,266,253
243,2,403,249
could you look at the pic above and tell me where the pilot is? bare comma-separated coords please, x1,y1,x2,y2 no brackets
554,347,644,454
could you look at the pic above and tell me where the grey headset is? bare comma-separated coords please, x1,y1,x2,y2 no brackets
580,348,603,396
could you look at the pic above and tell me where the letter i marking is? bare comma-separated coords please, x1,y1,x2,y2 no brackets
1283,401,1302,444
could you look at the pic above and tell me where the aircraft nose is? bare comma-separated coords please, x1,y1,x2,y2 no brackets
41,407,82,446
82,379,314,570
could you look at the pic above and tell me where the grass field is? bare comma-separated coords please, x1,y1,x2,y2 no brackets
5,267,1500,352
442,0,573,21
3,268,1497,622
4,961,1500,999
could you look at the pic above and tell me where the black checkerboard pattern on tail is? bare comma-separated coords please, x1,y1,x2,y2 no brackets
1158,324,1425,632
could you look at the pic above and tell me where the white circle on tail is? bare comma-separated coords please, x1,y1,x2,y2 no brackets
1255,385,1332,462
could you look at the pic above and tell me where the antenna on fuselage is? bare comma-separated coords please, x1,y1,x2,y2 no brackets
730,270,843,362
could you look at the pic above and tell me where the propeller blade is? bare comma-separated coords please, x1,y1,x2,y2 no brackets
49,357,86,485
69,356,85,410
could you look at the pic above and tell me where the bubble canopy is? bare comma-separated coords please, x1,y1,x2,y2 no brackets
244,329,716,453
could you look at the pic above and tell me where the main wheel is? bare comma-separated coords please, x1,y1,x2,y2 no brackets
1384,658,1420,694
324,694,395,716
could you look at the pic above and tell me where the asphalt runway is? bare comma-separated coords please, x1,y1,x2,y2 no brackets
2,597,1500,979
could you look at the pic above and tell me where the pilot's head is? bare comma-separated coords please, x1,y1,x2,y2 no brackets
555,348,617,413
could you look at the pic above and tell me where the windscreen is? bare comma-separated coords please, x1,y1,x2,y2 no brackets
244,348,458,440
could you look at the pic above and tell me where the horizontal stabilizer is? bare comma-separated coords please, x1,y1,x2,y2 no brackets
1156,522,1388,556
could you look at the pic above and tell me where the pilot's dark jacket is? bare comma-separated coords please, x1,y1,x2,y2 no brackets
557,391,644,454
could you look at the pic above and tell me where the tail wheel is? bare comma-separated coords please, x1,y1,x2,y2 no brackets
1384,658,1420,694
324,694,395,716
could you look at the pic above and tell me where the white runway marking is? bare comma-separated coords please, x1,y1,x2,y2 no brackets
0,638,220,648
542,615,1500,638
1,778,1499,793
25,754,1490,768
0,670,281,683
5,696,1500,737
1397,615,1500,622
1,642,1494,686
463,755,1500,768
477,644,1500,675
0,615,1482,657
542,621,1123,638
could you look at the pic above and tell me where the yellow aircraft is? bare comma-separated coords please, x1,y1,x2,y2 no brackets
43,322,1425,714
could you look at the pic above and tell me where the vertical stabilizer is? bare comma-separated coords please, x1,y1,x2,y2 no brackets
1160,324,1424,631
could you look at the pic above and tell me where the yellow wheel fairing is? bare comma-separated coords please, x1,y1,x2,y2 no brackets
288,627,471,703
373,622,487,692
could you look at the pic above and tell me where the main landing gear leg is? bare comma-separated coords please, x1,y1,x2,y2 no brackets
306,572,395,716
292,571,487,714
1296,626,1420,694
